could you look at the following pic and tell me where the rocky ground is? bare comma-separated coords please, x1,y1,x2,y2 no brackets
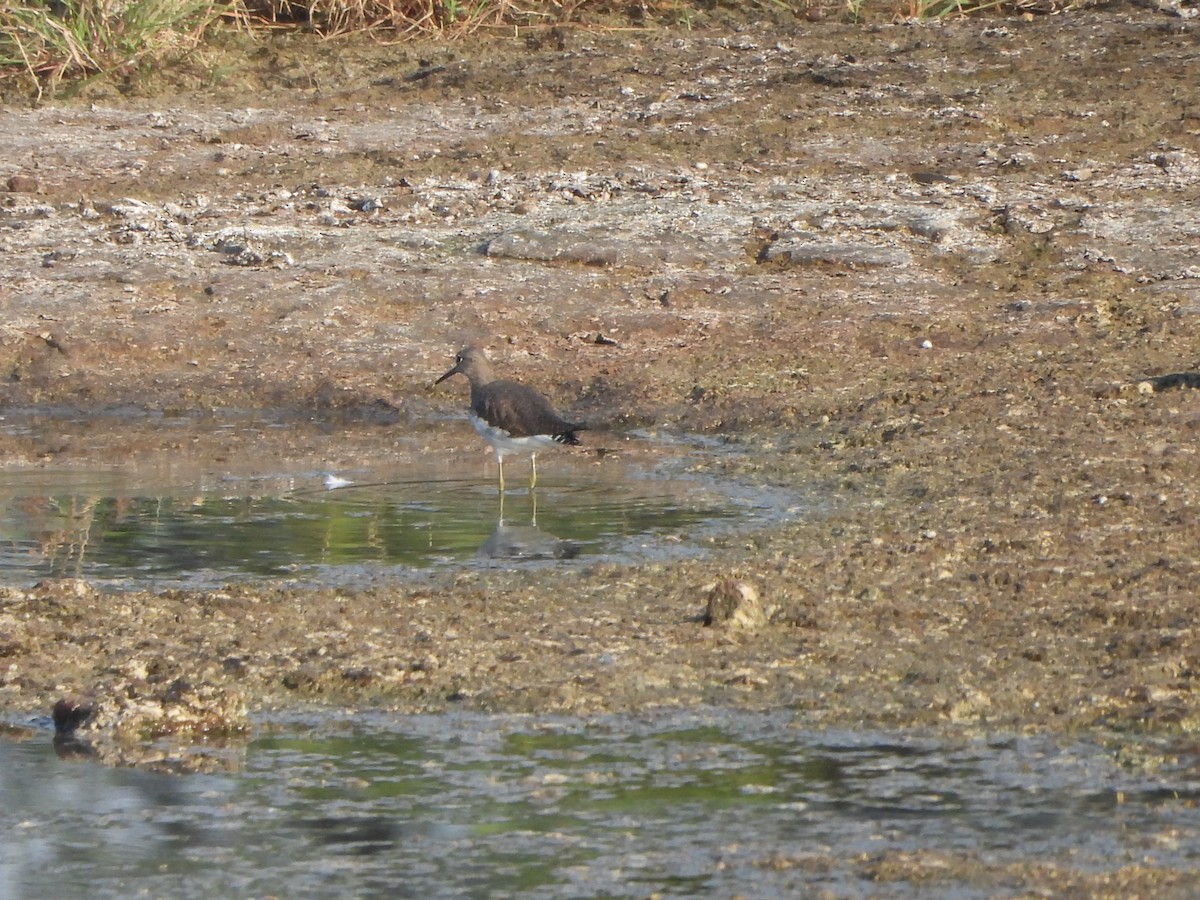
2,3,1200,891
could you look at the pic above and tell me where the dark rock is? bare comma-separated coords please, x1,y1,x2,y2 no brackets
52,696,97,736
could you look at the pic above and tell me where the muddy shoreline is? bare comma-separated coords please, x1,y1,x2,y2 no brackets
0,2,1199,775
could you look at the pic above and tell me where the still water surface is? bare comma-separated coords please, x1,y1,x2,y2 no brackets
0,457,786,588
3,711,1200,898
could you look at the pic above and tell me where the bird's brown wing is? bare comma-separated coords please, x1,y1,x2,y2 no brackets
478,381,586,439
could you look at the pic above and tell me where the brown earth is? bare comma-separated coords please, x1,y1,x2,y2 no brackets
2,3,1200,890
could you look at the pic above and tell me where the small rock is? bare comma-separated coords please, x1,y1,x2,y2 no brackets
341,667,374,686
759,236,912,269
486,227,620,266
703,579,766,629
32,578,94,599
5,174,40,193
910,171,956,185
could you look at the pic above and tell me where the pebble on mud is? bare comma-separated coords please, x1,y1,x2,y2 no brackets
702,579,766,629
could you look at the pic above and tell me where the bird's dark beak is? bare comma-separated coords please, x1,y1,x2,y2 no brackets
434,364,459,386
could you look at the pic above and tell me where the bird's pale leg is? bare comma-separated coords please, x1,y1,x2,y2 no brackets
530,453,538,491
497,453,505,492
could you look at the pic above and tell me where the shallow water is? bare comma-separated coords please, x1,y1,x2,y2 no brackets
0,454,789,589
3,710,1200,898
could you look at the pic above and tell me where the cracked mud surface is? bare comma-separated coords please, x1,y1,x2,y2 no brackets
2,3,1200,864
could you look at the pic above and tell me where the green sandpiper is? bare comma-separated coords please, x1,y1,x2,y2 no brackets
435,347,586,491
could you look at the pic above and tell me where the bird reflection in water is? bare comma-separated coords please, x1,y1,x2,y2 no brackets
478,489,579,561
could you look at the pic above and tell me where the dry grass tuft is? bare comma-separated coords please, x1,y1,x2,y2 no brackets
246,0,560,36
0,0,239,97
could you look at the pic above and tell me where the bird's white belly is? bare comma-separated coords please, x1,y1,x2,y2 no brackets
469,413,561,457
